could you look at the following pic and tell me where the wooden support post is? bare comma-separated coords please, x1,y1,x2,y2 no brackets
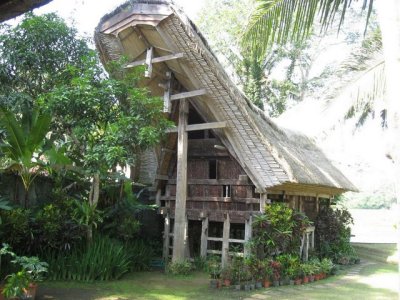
163,214,170,262
222,213,230,268
200,217,209,258
316,195,320,213
304,233,309,261
172,99,188,263
260,194,267,213
156,189,162,207
311,229,315,249
163,71,172,113
145,47,153,78
244,215,253,257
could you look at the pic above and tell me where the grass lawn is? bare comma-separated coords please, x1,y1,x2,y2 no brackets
39,262,398,300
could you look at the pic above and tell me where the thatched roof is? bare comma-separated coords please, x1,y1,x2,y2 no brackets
0,0,52,23
95,0,357,195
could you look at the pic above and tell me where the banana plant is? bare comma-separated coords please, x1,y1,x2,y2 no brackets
0,108,51,207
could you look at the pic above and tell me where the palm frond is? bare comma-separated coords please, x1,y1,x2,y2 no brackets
242,0,374,56
0,108,26,159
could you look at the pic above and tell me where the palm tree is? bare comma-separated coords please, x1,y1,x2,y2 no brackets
243,0,400,280
0,108,51,207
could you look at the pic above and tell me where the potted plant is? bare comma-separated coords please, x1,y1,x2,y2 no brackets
0,244,48,300
207,256,221,289
301,263,311,283
2,270,30,299
262,261,273,288
221,266,232,287
320,258,333,278
270,260,281,287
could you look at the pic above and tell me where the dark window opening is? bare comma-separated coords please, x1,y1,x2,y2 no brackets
223,185,231,198
208,130,215,138
161,184,167,196
229,223,245,239
209,221,223,238
209,160,217,179
188,130,205,139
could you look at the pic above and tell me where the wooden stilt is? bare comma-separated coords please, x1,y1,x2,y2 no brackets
316,195,319,213
260,194,267,213
222,213,230,268
163,214,170,262
156,189,162,207
200,217,209,258
172,99,188,262
244,215,252,257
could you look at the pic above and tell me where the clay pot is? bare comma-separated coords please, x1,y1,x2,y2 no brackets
263,280,271,288
303,276,309,284
223,279,231,287
294,278,302,285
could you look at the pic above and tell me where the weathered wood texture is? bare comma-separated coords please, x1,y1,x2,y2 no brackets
172,99,188,262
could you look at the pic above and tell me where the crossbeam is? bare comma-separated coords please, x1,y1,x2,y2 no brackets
125,52,184,69
166,121,226,133
170,89,207,101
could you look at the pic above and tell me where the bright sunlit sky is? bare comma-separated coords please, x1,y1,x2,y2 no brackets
28,0,205,38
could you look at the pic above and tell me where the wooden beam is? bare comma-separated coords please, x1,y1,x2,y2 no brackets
166,121,227,133
155,174,169,181
125,52,184,69
172,99,189,263
221,213,230,268
200,217,208,258
170,89,206,101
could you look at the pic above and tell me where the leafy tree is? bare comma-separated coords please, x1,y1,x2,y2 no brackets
0,13,90,112
0,13,171,235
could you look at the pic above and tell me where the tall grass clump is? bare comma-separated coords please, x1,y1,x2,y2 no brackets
46,235,130,281
127,239,155,271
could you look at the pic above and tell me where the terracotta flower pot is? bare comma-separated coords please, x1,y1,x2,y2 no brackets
294,278,302,285
303,276,309,284
263,280,271,288
223,279,231,287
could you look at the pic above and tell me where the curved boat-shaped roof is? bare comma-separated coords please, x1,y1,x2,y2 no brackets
95,0,357,195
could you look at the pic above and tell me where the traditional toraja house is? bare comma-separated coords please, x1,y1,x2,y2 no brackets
95,0,356,266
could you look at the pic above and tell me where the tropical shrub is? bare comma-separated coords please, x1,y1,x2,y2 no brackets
0,208,32,251
46,235,130,281
126,239,155,271
315,207,357,262
166,260,192,276
206,255,221,279
252,203,311,258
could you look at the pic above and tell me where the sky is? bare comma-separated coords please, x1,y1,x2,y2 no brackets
30,0,205,38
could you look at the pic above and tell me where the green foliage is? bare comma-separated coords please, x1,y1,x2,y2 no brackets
242,0,373,58
193,256,208,272
252,204,310,258
46,235,131,281
2,270,29,298
0,208,31,250
166,260,193,276
206,256,221,279
72,199,103,230
275,253,300,279
0,108,52,206
315,206,356,262
0,198,11,224
126,239,155,272
0,13,90,109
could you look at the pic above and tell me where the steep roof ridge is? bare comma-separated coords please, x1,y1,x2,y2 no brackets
167,5,294,186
